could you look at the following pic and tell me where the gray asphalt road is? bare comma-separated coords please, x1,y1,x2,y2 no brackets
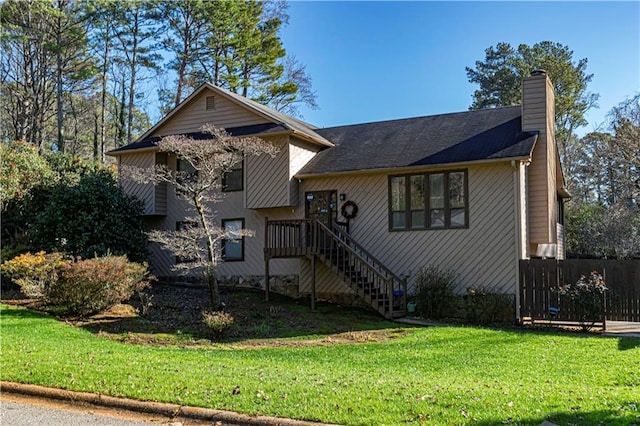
0,400,178,426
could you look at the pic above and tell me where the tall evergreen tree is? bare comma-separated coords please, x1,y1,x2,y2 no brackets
254,55,318,117
110,0,160,145
1,0,58,148
50,0,96,153
0,0,96,152
157,0,208,110
1,0,316,157
608,94,640,204
86,0,117,162
466,41,599,166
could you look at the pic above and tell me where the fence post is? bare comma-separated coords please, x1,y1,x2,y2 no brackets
402,275,408,313
264,217,269,302
387,278,393,318
603,288,607,331
311,254,316,311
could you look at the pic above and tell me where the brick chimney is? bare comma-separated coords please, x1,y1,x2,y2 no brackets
522,70,559,256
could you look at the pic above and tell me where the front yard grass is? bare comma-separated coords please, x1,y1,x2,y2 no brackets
1,303,639,425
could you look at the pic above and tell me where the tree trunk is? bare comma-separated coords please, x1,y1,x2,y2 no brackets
174,13,191,108
99,25,110,163
175,57,187,107
56,13,65,153
194,195,221,308
93,111,99,162
116,77,126,146
126,6,140,145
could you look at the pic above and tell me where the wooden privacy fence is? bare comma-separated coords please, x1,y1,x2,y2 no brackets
519,259,640,323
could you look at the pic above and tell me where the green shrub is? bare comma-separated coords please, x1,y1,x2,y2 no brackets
464,288,514,325
0,251,68,298
202,311,235,338
554,271,608,331
28,170,148,262
414,266,457,319
49,255,149,317
0,141,53,208
1,151,103,253
1,245,29,264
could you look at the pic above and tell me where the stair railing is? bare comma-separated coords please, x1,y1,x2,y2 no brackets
264,219,407,318
314,221,407,318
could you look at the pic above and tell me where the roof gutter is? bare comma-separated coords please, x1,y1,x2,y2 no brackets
558,187,572,199
290,129,334,148
106,146,159,157
106,129,313,157
295,155,534,179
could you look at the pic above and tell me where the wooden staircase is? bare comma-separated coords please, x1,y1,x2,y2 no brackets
265,219,407,319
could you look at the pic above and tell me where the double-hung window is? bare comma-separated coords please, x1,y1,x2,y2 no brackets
222,218,244,261
176,158,197,194
389,170,468,231
222,160,243,192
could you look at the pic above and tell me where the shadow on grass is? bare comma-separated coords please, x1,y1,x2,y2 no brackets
618,337,640,351
518,322,640,352
0,305,51,319
473,405,639,425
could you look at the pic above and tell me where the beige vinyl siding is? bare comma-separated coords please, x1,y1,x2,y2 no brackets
300,259,354,298
145,154,300,279
119,152,156,215
154,153,168,215
527,142,551,242
245,136,291,209
289,137,320,206
557,223,565,260
522,74,557,246
245,136,318,209
153,88,270,136
146,137,319,280
144,158,520,297
215,193,301,278
299,163,519,296
518,162,529,258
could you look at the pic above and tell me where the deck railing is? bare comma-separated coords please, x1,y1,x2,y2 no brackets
264,219,314,258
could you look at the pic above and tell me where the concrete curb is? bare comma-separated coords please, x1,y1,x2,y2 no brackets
1,381,335,426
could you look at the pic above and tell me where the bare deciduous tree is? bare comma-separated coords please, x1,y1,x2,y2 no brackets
124,125,278,308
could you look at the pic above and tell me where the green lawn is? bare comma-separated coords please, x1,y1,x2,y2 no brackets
1,303,639,425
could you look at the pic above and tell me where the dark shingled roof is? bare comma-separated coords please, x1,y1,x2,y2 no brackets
297,106,537,176
108,122,288,155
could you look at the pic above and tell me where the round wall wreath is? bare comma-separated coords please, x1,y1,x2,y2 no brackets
341,200,358,219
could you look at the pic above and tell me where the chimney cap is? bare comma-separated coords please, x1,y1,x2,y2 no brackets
531,69,547,76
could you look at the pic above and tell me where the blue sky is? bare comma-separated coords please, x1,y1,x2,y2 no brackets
278,1,640,136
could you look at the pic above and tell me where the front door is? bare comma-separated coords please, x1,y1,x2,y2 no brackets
305,190,337,225
305,191,337,251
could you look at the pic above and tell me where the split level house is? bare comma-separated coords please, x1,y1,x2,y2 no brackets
108,71,569,319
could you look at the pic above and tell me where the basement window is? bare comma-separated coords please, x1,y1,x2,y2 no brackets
222,218,244,261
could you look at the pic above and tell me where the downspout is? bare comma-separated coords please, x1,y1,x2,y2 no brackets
512,160,523,323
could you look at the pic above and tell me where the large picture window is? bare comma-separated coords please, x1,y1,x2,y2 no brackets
222,218,244,261
222,160,243,192
389,170,468,231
